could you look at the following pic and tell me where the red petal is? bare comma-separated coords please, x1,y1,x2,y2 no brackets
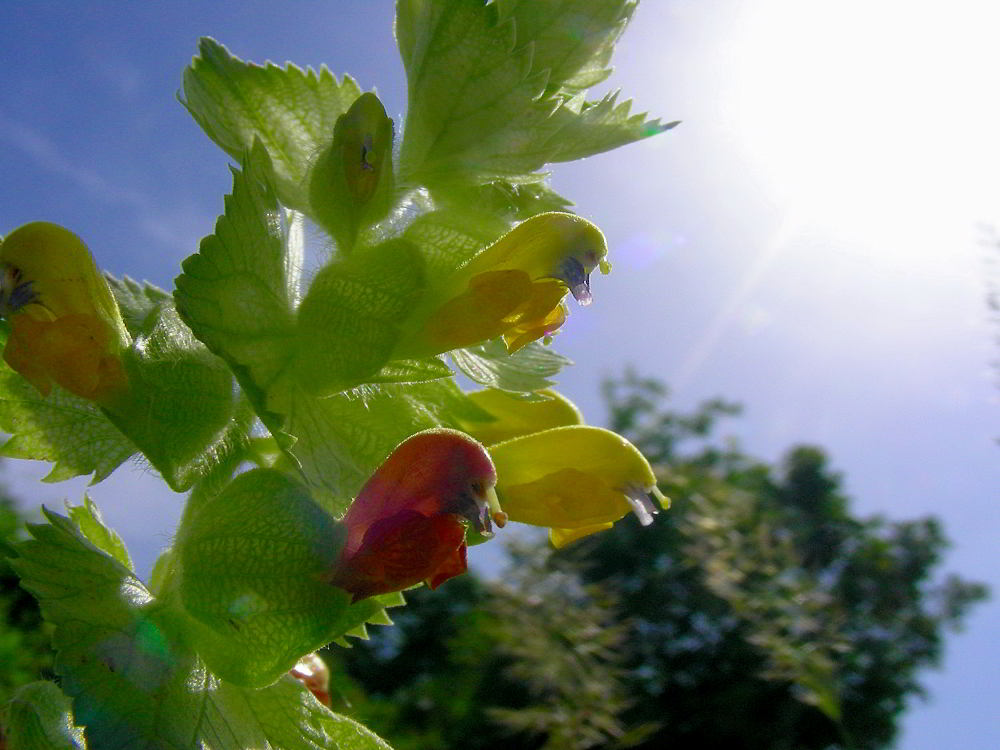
340,431,495,557
331,510,467,602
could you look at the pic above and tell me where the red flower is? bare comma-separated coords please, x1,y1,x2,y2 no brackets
330,429,504,602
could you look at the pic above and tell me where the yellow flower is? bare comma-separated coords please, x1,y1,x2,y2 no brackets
398,212,611,357
457,388,582,446
488,425,668,548
0,222,130,404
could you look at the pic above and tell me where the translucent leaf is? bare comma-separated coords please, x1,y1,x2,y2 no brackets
175,144,296,429
0,331,137,484
174,469,405,687
451,338,573,396
182,37,363,212
397,0,550,183
494,0,636,94
65,494,132,570
367,357,453,385
11,504,393,750
544,91,679,164
104,274,171,337
396,0,673,186
402,207,507,281
292,238,425,397
4,681,86,750
267,378,483,505
108,303,254,491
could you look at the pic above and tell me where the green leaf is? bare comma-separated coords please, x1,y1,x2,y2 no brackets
397,0,549,184
174,468,404,687
266,379,481,504
0,333,137,484
451,338,573,396
105,274,172,337
182,37,363,212
460,181,574,221
4,681,86,750
175,144,296,429
543,90,679,164
401,207,507,281
65,495,132,570
11,504,393,750
292,238,426,397
367,357,453,385
396,0,673,186
494,0,636,95
109,303,254,491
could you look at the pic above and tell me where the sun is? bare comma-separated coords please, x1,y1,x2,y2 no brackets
722,0,1000,251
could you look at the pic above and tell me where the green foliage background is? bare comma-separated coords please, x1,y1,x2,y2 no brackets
327,374,987,750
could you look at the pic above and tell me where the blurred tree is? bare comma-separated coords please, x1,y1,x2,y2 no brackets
324,553,634,750
0,488,54,708
333,371,988,750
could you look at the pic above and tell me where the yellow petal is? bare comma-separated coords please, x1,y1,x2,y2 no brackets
491,425,658,489
0,223,130,403
420,269,533,351
489,425,666,541
1,222,129,345
4,313,128,401
460,388,582,446
501,279,568,352
549,523,614,549
460,213,608,293
499,467,630,528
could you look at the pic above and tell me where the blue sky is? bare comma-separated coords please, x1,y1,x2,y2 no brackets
2,2,998,748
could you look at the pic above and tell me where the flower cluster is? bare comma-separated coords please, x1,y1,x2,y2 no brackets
2,216,664,607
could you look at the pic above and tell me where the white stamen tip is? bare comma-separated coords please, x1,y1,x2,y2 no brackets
624,485,660,526
571,283,593,305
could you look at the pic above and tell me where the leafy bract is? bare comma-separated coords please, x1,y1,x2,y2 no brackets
292,238,426,396
543,90,679,164
110,303,253,491
175,144,296,428
267,379,483,506
105,274,172,337
494,0,635,95
65,495,132,569
401,207,506,281
174,468,403,687
396,0,673,186
451,338,573,396
182,37,362,212
11,503,393,750
0,330,137,483
4,681,86,750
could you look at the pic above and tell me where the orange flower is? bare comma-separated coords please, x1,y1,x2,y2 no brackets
0,222,129,405
329,429,505,602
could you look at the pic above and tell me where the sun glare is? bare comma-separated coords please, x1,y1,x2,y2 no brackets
723,0,1000,254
